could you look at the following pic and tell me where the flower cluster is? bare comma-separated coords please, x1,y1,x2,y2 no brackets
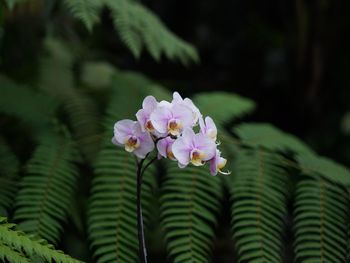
112,92,229,176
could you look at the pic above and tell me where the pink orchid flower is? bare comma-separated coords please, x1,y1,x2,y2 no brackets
112,120,154,159
156,137,176,160
136,96,158,133
172,128,216,167
199,116,217,141
172,92,201,125
150,103,193,137
210,150,229,176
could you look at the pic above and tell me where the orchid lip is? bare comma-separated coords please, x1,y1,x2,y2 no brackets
167,119,182,136
124,136,140,152
190,149,206,166
145,120,155,132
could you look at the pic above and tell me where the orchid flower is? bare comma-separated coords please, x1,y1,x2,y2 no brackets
172,128,216,167
157,137,176,160
150,103,194,137
136,96,158,133
112,120,154,159
172,92,201,125
199,116,217,141
210,150,229,176
112,92,230,263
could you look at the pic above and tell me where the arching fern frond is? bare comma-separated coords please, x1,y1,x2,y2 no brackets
39,38,101,161
88,141,156,263
296,154,350,186
0,138,20,216
233,123,314,155
0,241,29,263
104,0,199,64
0,74,58,133
13,135,79,245
0,216,83,263
294,178,348,263
193,92,256,127
230,148,289,262
63,0,102,32
160,163,223,262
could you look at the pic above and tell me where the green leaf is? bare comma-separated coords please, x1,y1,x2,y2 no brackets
13,135,79,245
63,0,102,32
233,122,314,155
294,178,348,263
161,163,223,262
230,149,289,263
296,154,350,186
0,217,83,263
193,92,256,127
104,0,199,64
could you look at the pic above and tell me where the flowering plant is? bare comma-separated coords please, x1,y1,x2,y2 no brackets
112,92,229,262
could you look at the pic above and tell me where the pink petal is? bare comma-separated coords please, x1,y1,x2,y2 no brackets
171,104,194,130
150,106,172,134
210,150,220,176
136,109,148,131
172,129,194,165
133,131,155,159
114,119,135,144
142,95,158,113
193,133,216,161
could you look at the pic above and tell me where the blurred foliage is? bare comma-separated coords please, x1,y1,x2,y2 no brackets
0,0,350,263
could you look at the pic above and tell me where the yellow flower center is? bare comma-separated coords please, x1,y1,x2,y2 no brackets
145,120,154,132
190,150,205,166
125,137,140,152
168,120,182,136
167,150,176,160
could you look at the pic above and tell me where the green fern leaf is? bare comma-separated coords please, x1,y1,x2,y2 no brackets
88,140,156,263
230,148,289,262
13,135,79,245
39,38,101,161
63,0,102,32
296,154,350,186
0,74,58,133
234,123,314,155
0,241,29,263
105,0,199,64
193,92,256,127
0,138,20,215
0,217,83,263
160,163,223,262
294,178,348,263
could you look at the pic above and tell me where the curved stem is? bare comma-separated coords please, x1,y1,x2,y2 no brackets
136,158,147,263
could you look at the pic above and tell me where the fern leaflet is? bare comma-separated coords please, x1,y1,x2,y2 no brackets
160,163,223,262
0,216,83,263
13,135,79,245
230,148,289,262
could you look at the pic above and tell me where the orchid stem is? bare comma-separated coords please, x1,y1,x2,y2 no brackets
136,157,148,263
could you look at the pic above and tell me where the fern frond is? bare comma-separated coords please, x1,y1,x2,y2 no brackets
63,0,102,32
193,92,256,127
230,148,289,262
234,123,314,155
13,135,79,245
39,38,101,161
104,0,199,64
88,140,156,263
0,74,58,133
160,163,223,262
0,217,83,263
294,178,348,262
0,138,20,215
296,154,350,186
0,241,29,263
